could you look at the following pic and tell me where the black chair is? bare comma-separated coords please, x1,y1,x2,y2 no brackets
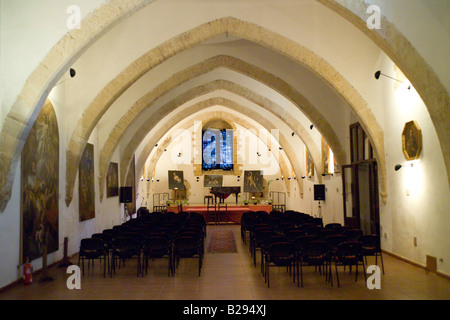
317,229,336,240
359,235,385,274
91,233,113,274
334,241,366,287
143,235,174,276
285,229,306,244
261,235,286,275
240,212,257,244
174,235,203,276
325,223,342,229
298,240,331,287
111,237,143,277
78,238,108,277
251,228,277,267
324,235,347,258
264,242,296,288
343,229,363,241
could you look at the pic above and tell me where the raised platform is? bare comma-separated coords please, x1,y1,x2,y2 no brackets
166,204,273,224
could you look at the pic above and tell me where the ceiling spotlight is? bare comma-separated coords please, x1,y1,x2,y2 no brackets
301,176,306,179
375,70,411,89
395,164,402,171
177,153,182,157
279,147,283,150
310,125,314,130
292,132,295,137
54,68,77,87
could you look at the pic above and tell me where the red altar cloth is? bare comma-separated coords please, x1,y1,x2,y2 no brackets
167,204,272,224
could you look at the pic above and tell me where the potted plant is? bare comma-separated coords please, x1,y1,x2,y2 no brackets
243,199,249,206
166,200,173,206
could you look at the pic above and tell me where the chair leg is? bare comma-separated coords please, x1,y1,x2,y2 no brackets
300,262,304,288
379,252,385,274
335,263,340,288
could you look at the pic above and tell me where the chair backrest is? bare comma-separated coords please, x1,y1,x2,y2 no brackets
91,233,112,246
268,242,295,264
113,237,141,253
317,229,336,240
337,241,363,262
324,235,347,252
265,235,286,248
325,223,342,229
304,241,327,256
293,235,316,252
80,238,105,254
285,229,306,242
343,229,363,241
359,234,380,251
145,236,170,257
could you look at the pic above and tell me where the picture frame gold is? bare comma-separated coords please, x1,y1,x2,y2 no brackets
402,120,422,161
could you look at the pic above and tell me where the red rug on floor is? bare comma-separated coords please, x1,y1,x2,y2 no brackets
207,230,238,253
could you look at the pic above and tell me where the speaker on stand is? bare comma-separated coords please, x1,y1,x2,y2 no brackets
120,186,133,221
314,184,325,218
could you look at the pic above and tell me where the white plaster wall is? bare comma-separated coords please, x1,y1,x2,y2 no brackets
380,61,450,273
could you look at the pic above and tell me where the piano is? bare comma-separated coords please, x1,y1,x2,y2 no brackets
210,186,241,204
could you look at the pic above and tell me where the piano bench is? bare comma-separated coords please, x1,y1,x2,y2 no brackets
204,195,214,205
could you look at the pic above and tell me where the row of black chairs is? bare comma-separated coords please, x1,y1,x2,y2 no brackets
241,211,384,288
78,211,206,278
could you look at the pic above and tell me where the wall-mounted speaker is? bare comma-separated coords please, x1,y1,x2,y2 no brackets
314,184,326,201
119,186,132,203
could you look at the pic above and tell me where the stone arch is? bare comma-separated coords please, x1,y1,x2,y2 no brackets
97,78,322,199
316,0,450,187
140,110,295,198
2,2,448,211
126,97,305,197
64,18,385,203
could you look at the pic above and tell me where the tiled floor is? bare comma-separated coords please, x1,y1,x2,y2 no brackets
1,224,449,300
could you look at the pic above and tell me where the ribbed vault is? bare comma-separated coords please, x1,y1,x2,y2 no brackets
1,1,448,212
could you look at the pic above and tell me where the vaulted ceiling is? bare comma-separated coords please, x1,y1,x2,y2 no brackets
1,0,449,212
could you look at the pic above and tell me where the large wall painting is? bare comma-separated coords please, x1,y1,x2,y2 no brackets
79,143,95,221
21,99,59,263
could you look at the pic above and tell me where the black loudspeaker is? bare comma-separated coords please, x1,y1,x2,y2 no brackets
119,187,132,203
314,184,326,201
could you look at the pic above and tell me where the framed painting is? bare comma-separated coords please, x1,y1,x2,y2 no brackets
125,155,136,215
204,175,223,187
168,170,185,190
106,162,119,198
21,99,59,263
79,143,95,221
244,170,264,193
402,121,422,161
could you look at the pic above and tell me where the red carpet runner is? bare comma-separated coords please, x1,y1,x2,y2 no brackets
207,230,238,253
